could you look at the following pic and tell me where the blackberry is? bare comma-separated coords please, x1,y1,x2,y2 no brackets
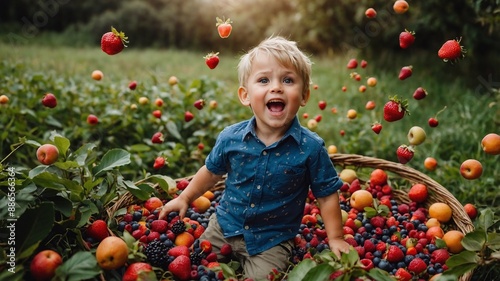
190,251,203,266
171,220,186,234
144,240,171,269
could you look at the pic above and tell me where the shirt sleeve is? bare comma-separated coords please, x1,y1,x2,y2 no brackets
309,144,343,198
205,128,229,175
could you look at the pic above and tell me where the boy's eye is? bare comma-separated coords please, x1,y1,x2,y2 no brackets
259,78,269,83
283,77,293,84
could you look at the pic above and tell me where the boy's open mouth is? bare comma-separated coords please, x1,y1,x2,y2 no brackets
267,100,285,112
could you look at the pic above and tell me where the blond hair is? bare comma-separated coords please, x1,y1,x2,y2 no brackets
238,36,312,95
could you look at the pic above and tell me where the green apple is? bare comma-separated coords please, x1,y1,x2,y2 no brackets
407,126,426,145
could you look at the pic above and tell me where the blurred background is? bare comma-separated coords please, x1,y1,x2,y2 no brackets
1,0,499,88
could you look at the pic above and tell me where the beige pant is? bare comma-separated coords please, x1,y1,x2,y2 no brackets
200,214,294,279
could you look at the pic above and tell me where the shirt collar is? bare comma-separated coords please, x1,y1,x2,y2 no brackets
242,116,302,145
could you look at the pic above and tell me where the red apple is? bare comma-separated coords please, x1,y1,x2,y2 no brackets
424,157,438,171
460,159,483,180
365,8,377,18
36,144,59,165
30,250,63,281
464,203,478,220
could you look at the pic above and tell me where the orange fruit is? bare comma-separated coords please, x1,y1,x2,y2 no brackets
429,202,453,223
203,190,215,201
393,0,409,14
408,183,428,203
96,236,129,270
425,218,441,229
174,232,195,247
426,226,444,243
442,230,465,253
191,196,211,213
350,190,374,211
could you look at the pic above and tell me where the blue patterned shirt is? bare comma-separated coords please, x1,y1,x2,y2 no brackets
205,116,343,255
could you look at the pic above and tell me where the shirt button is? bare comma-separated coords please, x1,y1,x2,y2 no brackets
244,225,249,230
262,151,267,155
250,203,255,208
256,185,261,189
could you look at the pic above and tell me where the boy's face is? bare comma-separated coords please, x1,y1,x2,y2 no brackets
238,52,310,132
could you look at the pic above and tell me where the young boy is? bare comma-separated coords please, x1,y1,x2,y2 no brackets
159,36,349,279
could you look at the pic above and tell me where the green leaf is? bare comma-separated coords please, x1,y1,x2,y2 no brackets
366,268,394,281
53,135,71,158
477,208,495,231
16,202,55,260
364,207,377,218
128,144,152,152
446,250,478,268
219,263,236,279
69,143,97,166
344,248,359,267
123,181,154,201
166,120,182,140
92,149,131,176
440,263,477,280
435,238,447,249
146,174,176,194
32,172,84,199
53,160,80,170
287,258,317,281
54,251,100,281
302,263,334,281
462,230,487,251
0,264,25,281
49,196,73,217
487,232,500,250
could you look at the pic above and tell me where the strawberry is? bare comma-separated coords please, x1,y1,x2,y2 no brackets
370,216,386,229
205,252,218,262
345,237,358,247
383,96,409,122
431,248,450,264
399,29,415,49
177,179,190,190
168,255,191,280
150,220,168,233
386,245,404,263
394,268,412,281
101,26,128,55
413,87,428,100
194,99,205,110
398,65,413,80
220,243,232,256
123,262,153,281
354,246,365,258
216,17,233,38
363,239,376,253
168,245,190,257
438,38,466,63
371,122,382,134
153,156,166,169
204,52,220,69
408,257,427,274
346,58,358,69
128,81,137,90
193,224,205,239
151,132,164,144
318,100,327,110
184,111,194,122
396,144,414,164
360,59,368,68
86,219,109,242
152,110,161,119
42,93,57,108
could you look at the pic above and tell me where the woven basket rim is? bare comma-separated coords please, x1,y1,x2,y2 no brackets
105,153,474,281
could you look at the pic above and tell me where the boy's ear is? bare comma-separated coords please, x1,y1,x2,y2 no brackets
238,86,251,106
301,89,311,106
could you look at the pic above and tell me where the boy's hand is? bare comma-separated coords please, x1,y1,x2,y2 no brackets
328,237,351,259
158,196,190,220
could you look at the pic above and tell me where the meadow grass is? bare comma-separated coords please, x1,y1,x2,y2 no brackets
1,43,498,214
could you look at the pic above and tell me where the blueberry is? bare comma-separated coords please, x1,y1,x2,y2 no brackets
160,233,168,241
427,244,437,253
428,266,436,275
418,225,428,232
378,259,391,271
373,257,381,266
131,222,139,230
132,211,142,221
374,250,382,258
397,261,406,269
117,221,127,232
404,255,414,265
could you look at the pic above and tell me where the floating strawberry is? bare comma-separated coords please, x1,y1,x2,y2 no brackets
318,100,327,110
396,144,414,164
101,26,129,55
438,38,466,63
398,65,413,80
412,87,428,100
204,52,220,69
42,93,57,108
153,156,166,169
399,29,415,49
346,58,358,69
383,96,409,122
151,132,164,144
184,111,194,122
194,99,205,110
371,122,382,134
216,17,233,38
168,255,191,280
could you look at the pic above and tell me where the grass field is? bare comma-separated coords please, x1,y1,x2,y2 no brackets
1,43,499,213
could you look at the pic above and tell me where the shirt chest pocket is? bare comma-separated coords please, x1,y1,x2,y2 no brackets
270,164,307,193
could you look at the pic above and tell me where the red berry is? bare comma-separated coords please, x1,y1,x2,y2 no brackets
438,38,466,63
398,65,413,80
412,87,428,100
346,58,358,69
399,30,415,49
204,52,220,69
396,145,414,164
216,17,233,38
42,93,57,108
101,26,128,55
371,122,382,134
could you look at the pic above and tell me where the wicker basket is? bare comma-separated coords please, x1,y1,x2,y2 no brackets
106,153,474,281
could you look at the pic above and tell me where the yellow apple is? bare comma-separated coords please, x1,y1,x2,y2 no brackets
347,109,357,119
350,190,373,211
327,145,338,154
339,168,357,184
407,126,426,145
